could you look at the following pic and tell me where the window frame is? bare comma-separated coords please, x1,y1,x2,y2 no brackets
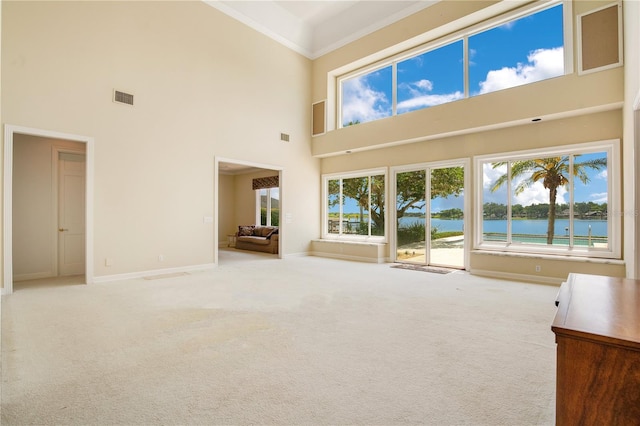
390,158,470,269
255,187,279,227
473,140,620,259
322,168,388,241
336,0,572,129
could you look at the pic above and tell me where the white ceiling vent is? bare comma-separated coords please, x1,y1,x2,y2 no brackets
113,90,134,106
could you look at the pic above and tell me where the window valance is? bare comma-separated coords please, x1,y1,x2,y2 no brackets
252,175,279,190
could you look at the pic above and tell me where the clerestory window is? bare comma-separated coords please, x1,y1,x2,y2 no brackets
474,140,620,259
339,2,566,127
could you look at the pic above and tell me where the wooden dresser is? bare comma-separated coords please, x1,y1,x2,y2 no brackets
552,273,640,425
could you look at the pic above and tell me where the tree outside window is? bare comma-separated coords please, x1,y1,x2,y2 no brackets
478,144,615,257
326,173,385,238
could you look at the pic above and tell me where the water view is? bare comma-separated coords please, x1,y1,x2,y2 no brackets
400,217,608,237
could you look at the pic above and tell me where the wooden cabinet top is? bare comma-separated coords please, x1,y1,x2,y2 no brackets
552,273,640,350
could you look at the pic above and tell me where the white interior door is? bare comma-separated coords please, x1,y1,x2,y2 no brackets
58,152,86,276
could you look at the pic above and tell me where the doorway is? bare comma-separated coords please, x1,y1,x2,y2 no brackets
393,160,469,269
214,157,283,265
3,125,94,294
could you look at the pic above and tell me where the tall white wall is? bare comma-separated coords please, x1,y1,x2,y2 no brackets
1,1,320,281
217,173,236,247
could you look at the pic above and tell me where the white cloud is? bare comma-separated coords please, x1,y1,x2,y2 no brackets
397,78,463,112
478,47,564,94
483,163,569,206
397,91,464,112
341,76,390,124
343,46,564,124
512,180,568,207
590,192,608,203
414,79,433,91
481,163,509,205
499,21,516,31
597,170,608,180
482,163,506,189
469,48,477,66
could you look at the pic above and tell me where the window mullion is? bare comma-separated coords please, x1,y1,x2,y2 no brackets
568,156,574,248
463,36,469,99
392,62,397,117
255,190,261,225
339,179,344,235
507,162,512,245
425,168,431,257
368,176,372,237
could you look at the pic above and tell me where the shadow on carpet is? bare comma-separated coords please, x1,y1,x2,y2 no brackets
391,264,455,274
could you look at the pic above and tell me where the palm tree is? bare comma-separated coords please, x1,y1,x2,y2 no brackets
491,156,607,244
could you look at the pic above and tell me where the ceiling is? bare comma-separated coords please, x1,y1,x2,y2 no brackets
219,162,265,175
211,1,437,174
205,1,437,59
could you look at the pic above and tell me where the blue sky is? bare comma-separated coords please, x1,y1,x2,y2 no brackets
333,152,609,215
335,4,608,214
333,151,608,215
335,4,608,216
342,4,564,121
482,152,609,209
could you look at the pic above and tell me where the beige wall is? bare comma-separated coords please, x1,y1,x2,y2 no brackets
311,0,501,103
312,1,623,158
12,135,86,280
312,0,632,281
320,110,625,282
234,170,277,227
321,110,622,174
623,0,640,279
219,167,318,255
2,0,637,285
217,173,236,246
311,68,623,157
2,0,320,281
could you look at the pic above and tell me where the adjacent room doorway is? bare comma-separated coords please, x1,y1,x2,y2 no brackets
3,125,94,294
214,157,283,265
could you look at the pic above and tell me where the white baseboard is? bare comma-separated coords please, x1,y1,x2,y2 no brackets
310,251,387,264
93,263,216,284
13,271,55,282
281,251,310,258
470,268,564,286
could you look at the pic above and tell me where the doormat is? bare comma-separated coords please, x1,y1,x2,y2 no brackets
391,264,454,274
143,272,189,280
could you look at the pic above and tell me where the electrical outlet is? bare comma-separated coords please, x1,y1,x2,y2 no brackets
105,258,113,267
535,265,541,272
158,254,165,262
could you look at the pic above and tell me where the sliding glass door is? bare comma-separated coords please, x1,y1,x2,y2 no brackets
394,163,466,269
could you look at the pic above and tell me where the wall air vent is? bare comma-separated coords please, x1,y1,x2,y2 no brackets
113,90,134,106
280,133,290,142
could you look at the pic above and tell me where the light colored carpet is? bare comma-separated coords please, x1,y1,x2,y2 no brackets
2,251,558,425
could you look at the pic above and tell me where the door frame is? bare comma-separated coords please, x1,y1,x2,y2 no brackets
390,158,470,270
214,157,283,265
3,125,94,294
